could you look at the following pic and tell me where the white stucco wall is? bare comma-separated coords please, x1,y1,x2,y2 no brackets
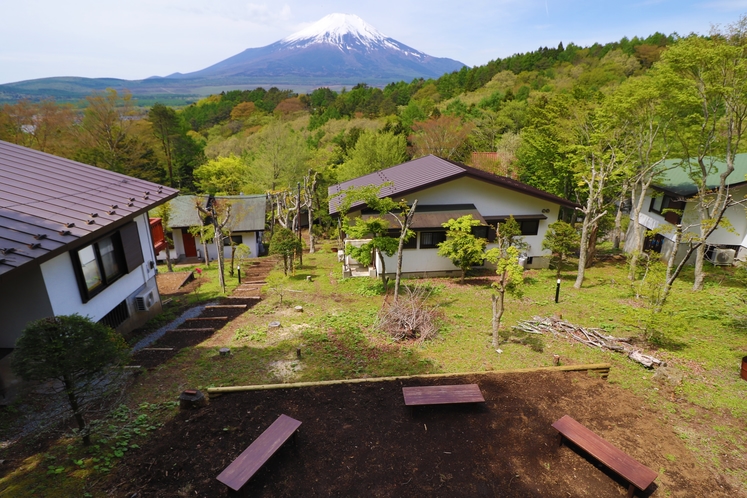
397,176,562,258
637,187,747,247
40,214,157,321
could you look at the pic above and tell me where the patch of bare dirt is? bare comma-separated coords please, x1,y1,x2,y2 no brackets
156,270,193,295
107,371,731,497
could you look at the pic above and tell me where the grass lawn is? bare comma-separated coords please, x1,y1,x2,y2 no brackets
1,247,746,496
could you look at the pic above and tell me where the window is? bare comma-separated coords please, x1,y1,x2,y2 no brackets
471,226,489,239
518,219,540,236
74,233,125,299
650,194,684,224
388,230,417,249
420,231,447,248
229,235,243,245
72,222,143,302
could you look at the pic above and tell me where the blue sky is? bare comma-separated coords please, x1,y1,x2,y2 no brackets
1,0,746,84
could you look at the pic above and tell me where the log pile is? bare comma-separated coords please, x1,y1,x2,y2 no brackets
512,316,663,368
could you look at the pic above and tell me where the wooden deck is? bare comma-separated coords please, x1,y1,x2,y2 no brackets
552,415,657,497
402,384,485,406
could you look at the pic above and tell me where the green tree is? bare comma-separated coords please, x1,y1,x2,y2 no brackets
76,89,148,174
253,119,308,190
337,130,407,181
657,21,747,291
148,103,180,187
11,315,129,445
194,155,253,195
485,242,525,350
270,227,302,275
437,215,487,283
542,221,580,279
336,185,409,288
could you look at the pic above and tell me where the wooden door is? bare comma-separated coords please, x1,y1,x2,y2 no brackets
182,230,197,258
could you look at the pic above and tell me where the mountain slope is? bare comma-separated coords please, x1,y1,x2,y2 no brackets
165,13,464,82
0,13,465,102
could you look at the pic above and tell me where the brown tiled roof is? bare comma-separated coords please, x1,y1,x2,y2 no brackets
0,140,178,281
328,155,580,214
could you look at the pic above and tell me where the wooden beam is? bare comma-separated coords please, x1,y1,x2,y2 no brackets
207,364,612,395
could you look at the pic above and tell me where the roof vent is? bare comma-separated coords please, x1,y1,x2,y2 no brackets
86,219,96,225
27,242,41,249
58,230,71,236
0,248,16,255
34,234,48,240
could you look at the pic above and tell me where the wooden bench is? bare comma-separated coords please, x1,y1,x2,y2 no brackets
216,414,301,493
552,415,657,498
402,384,485,406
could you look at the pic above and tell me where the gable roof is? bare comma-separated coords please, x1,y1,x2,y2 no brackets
0,140,178,281
328,155,579,214
654,154,747,197
168,195,266,231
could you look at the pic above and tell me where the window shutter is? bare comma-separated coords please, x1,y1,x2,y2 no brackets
120,221,144,273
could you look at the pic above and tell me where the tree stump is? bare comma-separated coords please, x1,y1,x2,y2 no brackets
179,389,207,410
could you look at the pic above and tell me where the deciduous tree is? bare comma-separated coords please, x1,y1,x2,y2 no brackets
437,215,487,283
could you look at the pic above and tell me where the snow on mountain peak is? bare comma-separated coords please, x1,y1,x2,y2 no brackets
282,13,389,48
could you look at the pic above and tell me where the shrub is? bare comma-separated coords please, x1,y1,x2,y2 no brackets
376,285,443,342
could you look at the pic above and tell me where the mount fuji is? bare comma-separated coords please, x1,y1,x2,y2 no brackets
0,14,465,102
164,13,466,84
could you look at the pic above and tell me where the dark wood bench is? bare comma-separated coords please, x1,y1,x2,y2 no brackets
552,415,657,498
402,384,485,406
216,414,301,493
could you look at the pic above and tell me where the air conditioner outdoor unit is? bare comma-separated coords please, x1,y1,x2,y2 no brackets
712,248,736,266
135,288,156,311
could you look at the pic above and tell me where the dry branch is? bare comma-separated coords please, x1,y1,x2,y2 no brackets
513,316,662,368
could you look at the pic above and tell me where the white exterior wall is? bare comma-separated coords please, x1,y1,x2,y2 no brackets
358,177,567,276
172,229,186,258
637,187,747,247
40,214,157,321
398,177,561,259
202,232,259,260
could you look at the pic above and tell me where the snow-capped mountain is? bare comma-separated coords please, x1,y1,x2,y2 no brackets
166,13,465,84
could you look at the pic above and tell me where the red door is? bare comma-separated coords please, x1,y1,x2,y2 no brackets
182,231,197,258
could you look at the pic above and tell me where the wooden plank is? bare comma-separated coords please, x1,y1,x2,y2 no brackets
216,414,301,491
552,415,657,492
168,328,215,332
205,304,248,309
141,348,174,351
402,384,485,406
184,316,228,321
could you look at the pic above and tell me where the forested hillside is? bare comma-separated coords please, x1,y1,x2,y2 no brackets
2,22,745,290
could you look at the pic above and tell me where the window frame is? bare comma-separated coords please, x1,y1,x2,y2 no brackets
419,230,447,249
72,233,126,301
71,222,143,303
